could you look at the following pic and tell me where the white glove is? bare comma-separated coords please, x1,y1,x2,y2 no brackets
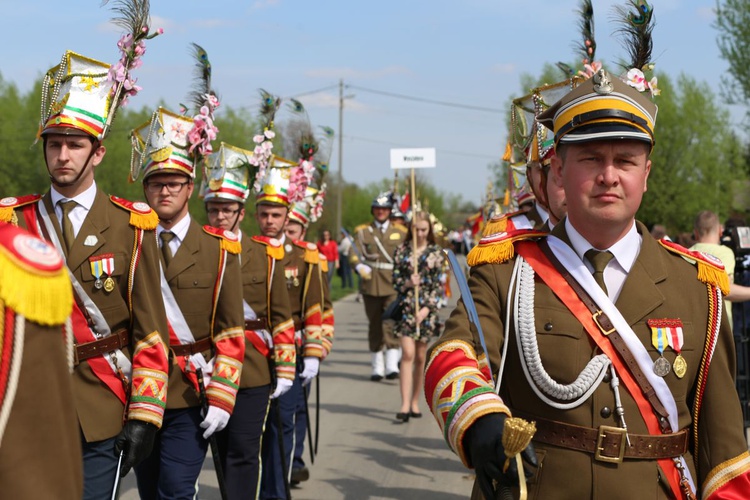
300,357,320,386
355,263,372,280
270,377,293,399
200,406,230,439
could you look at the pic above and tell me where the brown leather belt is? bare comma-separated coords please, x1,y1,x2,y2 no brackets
529,415,688,464
170,337,213,357
539,241,671,430
245,318,268,331
75,329,130,365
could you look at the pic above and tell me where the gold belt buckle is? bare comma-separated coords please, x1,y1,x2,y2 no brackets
595,425,627,464
592,310,615,336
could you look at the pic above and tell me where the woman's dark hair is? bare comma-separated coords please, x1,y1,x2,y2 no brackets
405,211,435,245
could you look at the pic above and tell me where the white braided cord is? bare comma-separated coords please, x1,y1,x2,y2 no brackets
0,314,25,447
496,257,522,395
514,258,610,409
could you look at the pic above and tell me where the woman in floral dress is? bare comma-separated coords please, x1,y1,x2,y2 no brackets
392,211,444,422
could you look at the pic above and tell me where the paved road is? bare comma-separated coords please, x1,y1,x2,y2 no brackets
121,287,473,499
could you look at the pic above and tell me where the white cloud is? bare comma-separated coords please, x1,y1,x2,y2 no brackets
304,66,412,80
696,6,715,21
294,92,370,112
249,0,281,11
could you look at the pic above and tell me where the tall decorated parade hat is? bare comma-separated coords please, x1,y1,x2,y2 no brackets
39,0,162,141
253,97,316,208
288,124,333,227
201,142,255,203
130,43,219,182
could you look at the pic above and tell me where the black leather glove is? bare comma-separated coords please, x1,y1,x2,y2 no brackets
463,413,538,500
113,420,158,477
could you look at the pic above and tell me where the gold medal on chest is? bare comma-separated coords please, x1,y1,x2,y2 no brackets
673,354,687,379
104,277,116,293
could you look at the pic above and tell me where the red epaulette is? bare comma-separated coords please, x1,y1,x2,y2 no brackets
109,196,159,230
202,225,241,255
0,194,41,224
251,235,284,259
658,238,729,295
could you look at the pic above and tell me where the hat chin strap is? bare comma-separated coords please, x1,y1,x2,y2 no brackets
45,138,100,189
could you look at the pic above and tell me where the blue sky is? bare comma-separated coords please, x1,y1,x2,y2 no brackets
1,0,735,204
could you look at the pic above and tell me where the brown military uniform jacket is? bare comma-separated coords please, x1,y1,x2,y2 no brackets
428,220,749,499
351,221,406,297
239,232,294,387
163,219,244,412
283,238,324,360
0,223,82,499
6,190,170,442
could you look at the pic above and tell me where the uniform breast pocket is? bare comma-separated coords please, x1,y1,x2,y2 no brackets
176,272,215,314
242,272,266,288
81,252,128,283
533,305,587,380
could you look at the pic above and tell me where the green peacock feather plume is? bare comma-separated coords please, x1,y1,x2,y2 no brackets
576,0,596,64
259,89,281,131
614,0,655,70
187,43,215,115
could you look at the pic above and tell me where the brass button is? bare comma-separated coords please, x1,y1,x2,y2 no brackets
544,322,553,332
193,280,198,286
600,406,612,419
252,276,258,283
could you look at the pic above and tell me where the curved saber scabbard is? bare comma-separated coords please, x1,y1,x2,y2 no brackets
443,249,494,386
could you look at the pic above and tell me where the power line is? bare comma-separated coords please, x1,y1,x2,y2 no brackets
347,84,505,114
287,84,339,99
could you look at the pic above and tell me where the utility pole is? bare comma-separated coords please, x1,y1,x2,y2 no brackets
336,78,344,236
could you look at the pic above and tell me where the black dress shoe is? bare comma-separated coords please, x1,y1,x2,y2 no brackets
385,371,399,380
371,374,383,381
396,412,410,422
291,466,310,483
409,411,423,418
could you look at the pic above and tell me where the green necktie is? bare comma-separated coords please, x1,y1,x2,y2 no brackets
160,231,175,267
585,249,614,294
59,200,77,253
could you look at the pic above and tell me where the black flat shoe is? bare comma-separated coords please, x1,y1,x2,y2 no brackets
371,374,383,382
396,412,410,422
385,371,399,380
409,411,423,418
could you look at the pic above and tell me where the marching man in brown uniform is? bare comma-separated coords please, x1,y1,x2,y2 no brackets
202,140,296,499
256,155,320,500
0,222,82,499
426,57,750,500
130,107,245,497
0,41,170,499
351,192,406,380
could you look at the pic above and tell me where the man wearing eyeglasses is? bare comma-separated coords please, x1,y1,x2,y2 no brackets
0,52,170,499
132,109,245,498
202,143,295,499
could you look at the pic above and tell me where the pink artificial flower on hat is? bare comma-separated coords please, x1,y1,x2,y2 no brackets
626,68,647,92
578,60,602,79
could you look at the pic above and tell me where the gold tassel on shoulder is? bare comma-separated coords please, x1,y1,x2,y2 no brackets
320,258,329,273
0,207,15,224
129,209,159,231
304,247,320,265
220,238,241,255
696,260,730,296
467,240,515,266
0,249,73,325
481,216,509,237
265,244,284,261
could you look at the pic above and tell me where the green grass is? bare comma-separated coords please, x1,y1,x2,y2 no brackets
328,275,358,302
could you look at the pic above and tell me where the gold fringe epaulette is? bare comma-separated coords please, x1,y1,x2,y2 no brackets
296,240,320,264
467,229,547,267
0,195,42,225
109,196,158,230
659,239,730,295
319,255,329,273
251,235,284,260
0,226,73,325
480,210,531,237
354,223,369,234
202,226,241,254
393,223,407,233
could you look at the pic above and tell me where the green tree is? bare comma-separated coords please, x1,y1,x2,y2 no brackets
639,73,746,233
715,0,750,109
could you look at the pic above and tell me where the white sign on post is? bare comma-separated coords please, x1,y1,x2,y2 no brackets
390,148,436,169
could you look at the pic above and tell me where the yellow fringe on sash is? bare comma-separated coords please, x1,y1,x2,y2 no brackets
467,240,515,267
0,250,72,325
129,209,159,231
696,260,730,296
220,238,241,255
304,247,320,265
0,207,15,224
265,244,284,261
